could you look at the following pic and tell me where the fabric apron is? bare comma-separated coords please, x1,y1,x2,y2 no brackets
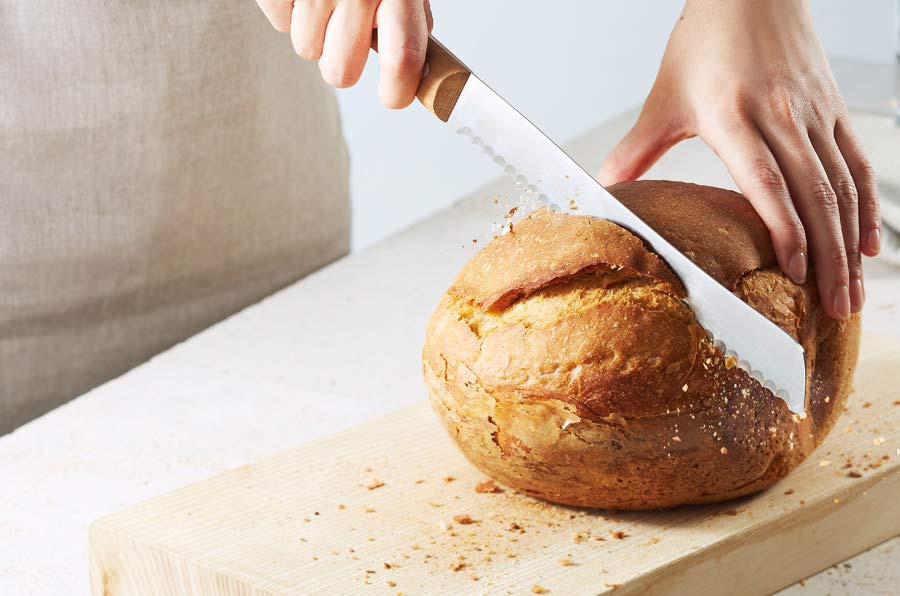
0,1,350,433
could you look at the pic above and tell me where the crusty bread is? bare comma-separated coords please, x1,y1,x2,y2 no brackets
422,180,860,510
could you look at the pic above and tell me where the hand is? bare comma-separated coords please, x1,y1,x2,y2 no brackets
255,0,433,108
597,0,880,320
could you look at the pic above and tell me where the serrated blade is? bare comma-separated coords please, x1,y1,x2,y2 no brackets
445,75,807,414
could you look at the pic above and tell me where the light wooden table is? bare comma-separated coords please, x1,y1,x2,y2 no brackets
2,108,899,595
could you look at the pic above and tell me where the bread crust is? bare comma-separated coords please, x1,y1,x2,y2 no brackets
423,180,860,510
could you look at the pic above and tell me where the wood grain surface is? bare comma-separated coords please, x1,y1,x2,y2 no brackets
90,334,900,596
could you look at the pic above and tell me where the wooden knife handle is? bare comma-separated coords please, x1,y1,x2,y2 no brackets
416,36,471,122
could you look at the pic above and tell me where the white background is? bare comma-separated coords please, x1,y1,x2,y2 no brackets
335,0,898,250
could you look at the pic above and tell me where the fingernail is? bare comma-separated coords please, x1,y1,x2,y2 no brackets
788,252,807,284
833,285,851,319
849,278,864,313
868,229,881,255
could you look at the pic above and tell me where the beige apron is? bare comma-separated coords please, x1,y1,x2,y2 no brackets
0,2,350,433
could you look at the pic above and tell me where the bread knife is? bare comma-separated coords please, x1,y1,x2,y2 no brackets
414,36,808,415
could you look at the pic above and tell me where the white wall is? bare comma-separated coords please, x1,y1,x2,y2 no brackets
337,0,898,250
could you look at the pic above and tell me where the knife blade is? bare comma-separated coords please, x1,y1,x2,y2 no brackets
414,36,807,415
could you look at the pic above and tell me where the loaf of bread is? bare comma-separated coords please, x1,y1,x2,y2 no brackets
423,180,860,510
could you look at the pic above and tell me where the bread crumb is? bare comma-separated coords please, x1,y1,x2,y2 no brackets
863,401,872,408
848,471,863,478
443,476,456,484
506,552,517,558
386,581,396,587
720,447,728,455
783,489,795,495
414,479,425,484
338,504,346,510
682,384,688,392
362,507,376,513
605,584,624,590
453,515,478,525
558,557,575,566
893,400,900,406
874,437,886,445
824,396,830,403
671,436,682,443
531,585,549,594
610,530,628,540
819,460,830,467
647,537,661,545
383,562,393,569
450,561,467,572
367,480,385,490
834,498,840,504
475,479,504,494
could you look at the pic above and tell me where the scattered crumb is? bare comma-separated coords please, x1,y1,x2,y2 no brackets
893,400,900,406
444,476,456,484
338,504,346,510
672,436,682,443
362,507,376,513
720,447,729,455
605,584,624,590
647,537,661,545
784,489,795,495
863,402,872,408
682,384,689,392
819,460,831,467
450,561,467,572
531,585,549,594
475,479,504,494
572,532,584,543
453,515,478,525
386,581,397,587
383,562,393,569
367,480,385,491
848,471,863,478
558,557,575,566
834,498,840,504
506,553,518,558
800,499,807,505
874,437,886,445
472,239,478,244
610,530,628,540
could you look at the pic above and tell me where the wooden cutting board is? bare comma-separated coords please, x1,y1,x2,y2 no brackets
90,334,900,596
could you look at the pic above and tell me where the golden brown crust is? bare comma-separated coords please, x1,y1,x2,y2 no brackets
450,207,684,311
423,180,860,510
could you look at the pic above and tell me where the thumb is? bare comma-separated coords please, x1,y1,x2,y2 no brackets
597,104,687,187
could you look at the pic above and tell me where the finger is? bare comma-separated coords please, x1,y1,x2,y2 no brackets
701,117,808,285
319,0,378,88
759,120,850,319
597,99,689,186
809,129,863,313
835,117,881,257
375,0,428,108
291,0,334,60
424,0,434,32
256,0,293,33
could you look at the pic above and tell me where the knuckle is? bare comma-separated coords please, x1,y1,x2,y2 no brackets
810,180,838,208
768,85,801,127
827,247,849,271
751,161,787,195
834,176,858,207
385,45,425,73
